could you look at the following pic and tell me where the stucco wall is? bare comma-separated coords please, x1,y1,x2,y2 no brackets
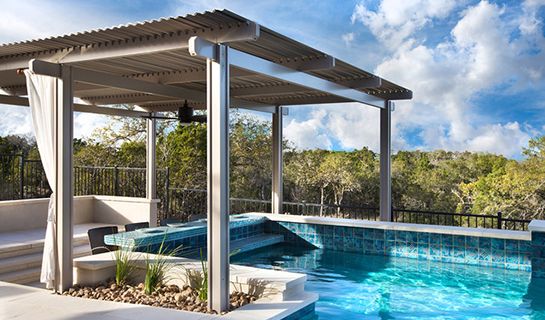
92,196,158,227
0,196,94,232
0,196,159,232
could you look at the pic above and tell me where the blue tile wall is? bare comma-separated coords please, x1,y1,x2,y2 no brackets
133,221,266,256
531,231,545,278
268,221,532,271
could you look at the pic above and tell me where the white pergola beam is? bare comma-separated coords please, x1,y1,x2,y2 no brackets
0,94,150,118
377,90,413,100
0,22,260,72
206,44,230,312
30,59,204,100
188,36,385,108
278,56,335,71
30,59,273,111
339,77,382,89
73,68,205,101
125,68,254,85
379,101,392,221
82,94,276,113
271,106,283,214
55,65,74,292
231,84,308,97
69,56,331,88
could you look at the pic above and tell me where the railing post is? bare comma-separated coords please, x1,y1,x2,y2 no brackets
113,166,119,196
497,211,502,229
19,153,25,199
164,167,170,217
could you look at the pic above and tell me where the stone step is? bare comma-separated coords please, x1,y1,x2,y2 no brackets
0,244,91,274
0,234,89,259
0,266,41,284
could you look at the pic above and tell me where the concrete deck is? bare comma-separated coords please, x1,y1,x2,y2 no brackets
0,281,317,320
0,281,216,320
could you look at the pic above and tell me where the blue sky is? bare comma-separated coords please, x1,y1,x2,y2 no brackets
0,0,544,158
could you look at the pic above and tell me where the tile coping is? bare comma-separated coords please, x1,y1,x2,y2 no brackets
249,213,532,241
529,220,545,233
74,252,307,290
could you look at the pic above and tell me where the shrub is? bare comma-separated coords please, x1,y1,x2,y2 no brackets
144,235,183,295
113,246,137,286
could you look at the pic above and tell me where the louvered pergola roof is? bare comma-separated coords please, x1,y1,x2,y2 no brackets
0,9,411,113
0,9,404,311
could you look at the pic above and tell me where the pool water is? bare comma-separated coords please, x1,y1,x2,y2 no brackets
232,244,545,319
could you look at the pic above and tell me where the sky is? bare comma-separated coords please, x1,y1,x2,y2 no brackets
0,0,544,159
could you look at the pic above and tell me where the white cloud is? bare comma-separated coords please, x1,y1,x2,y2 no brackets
73,113,109,139
342,32,355,46
0,104,108,140
325,105,379,150
465,122,534,157
351,0,458,49
348,0,545,157
0,104,33,136
284,109,332,150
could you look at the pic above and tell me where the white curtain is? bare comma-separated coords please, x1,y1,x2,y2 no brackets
24,70,57,290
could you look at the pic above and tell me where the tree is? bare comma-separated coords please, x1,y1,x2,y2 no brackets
284,149,328,205
319,152,359,214
159,123,207,189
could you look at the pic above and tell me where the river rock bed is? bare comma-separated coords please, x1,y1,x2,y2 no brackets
62,281,257,314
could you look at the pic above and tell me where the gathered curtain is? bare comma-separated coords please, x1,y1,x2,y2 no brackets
24,70,57,290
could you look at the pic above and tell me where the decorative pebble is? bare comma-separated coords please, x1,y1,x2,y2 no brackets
61,281,256,314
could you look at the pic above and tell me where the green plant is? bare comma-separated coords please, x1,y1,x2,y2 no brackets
197,249,208,301
144,234,183,295
188,248,241,302
113,246,136,286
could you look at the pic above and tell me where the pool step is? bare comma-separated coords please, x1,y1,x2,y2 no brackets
231,233,284,254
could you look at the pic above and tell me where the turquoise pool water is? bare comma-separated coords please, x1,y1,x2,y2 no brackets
232,244,545,319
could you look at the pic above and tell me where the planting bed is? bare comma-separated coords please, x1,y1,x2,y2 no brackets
62,280,257,314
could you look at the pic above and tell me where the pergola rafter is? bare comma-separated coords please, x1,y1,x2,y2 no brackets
0,9,412,313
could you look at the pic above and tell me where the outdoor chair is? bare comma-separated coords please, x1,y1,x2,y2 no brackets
160,218,182,226
87,226,119,255
188,213,206,222
124,222,149,232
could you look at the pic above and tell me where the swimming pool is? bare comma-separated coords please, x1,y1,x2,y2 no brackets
233,243,545,319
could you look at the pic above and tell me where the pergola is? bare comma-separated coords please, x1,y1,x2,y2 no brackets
0,9,411,312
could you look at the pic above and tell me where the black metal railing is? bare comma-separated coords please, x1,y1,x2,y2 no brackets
391,208,529,231
0,154,532,231
0,154,50,200
0,153,170,209
282,201,379,221
163,189,531,230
